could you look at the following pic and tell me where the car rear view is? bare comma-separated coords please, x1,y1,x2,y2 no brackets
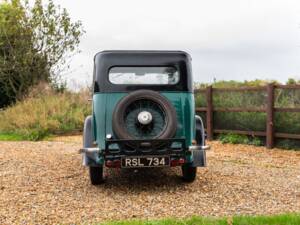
80,51,209,185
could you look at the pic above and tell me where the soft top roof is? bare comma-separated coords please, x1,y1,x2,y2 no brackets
93,50,193,93
94,50,191,62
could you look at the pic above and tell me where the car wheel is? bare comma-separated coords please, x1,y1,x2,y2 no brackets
181,163,197,182
89,166,104,185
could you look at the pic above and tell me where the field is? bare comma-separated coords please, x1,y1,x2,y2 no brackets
0,136,299,224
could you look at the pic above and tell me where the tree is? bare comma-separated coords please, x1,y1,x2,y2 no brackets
0,0,84,108
286,78,298,85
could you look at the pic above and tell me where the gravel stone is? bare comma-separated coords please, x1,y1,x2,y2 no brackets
0,136,299,224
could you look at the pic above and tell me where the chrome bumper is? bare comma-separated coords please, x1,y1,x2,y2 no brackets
79,145,210,167
79,147,100,154
189,145,210,151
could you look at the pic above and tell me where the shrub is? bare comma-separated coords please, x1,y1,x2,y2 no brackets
195,80,300,149
276,139,300,150
218,133,263,146
0,0,83,108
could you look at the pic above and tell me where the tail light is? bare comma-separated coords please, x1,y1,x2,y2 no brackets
170,158,185,167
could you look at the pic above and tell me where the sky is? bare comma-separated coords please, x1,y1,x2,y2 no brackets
52,0,300,88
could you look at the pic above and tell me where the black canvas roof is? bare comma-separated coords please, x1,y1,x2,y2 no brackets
93,50,193,93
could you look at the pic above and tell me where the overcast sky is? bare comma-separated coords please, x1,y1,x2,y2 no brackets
52,0,300,88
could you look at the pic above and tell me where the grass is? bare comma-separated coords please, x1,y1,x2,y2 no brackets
102,214,300,225
0,133,25,141
0,85,91,141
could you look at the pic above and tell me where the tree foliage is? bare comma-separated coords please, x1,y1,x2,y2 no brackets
0,0,84,108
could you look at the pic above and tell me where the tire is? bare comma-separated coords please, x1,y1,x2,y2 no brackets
112,90,177,140
89,166,104,185
182,164,197,182
195,115,205,146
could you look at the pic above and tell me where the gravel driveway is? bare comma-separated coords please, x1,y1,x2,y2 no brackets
0,136,299,224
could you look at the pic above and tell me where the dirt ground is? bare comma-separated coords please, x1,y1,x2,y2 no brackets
0,136,299,224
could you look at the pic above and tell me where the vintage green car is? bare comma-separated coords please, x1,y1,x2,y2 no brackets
80,50,209,185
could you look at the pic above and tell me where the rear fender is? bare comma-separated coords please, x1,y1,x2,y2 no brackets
82,115,102,166
195,115,205,146
191,115,207,167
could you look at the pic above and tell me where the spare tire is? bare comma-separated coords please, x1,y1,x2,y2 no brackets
112,90,177,142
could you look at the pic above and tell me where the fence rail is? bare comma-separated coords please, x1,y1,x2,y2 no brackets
195,84,300,148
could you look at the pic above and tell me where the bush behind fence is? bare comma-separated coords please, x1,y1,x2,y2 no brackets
195,84,300,149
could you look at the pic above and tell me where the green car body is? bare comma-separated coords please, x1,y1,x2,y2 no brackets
92,92,195,153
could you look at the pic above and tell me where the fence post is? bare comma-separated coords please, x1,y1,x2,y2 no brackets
206,86,213,140
266,83,275,149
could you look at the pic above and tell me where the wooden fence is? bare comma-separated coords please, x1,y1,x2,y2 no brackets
195,84,300,149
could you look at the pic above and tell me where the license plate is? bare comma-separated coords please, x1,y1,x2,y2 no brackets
121,156,170,168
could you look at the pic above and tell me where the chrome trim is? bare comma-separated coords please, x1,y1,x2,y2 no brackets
189,145,210,151
201,145,210,150
79,147,100,154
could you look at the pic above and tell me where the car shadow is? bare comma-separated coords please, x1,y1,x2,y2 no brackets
99,167,189,193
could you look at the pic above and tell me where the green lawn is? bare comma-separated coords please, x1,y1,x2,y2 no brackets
0,133,25,141
103,214,300,225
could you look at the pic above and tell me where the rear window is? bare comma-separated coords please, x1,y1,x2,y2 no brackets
108,67,179,85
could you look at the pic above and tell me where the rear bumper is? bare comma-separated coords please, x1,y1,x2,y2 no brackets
189,145,210,151
80,138,209,167
105,138,186,156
